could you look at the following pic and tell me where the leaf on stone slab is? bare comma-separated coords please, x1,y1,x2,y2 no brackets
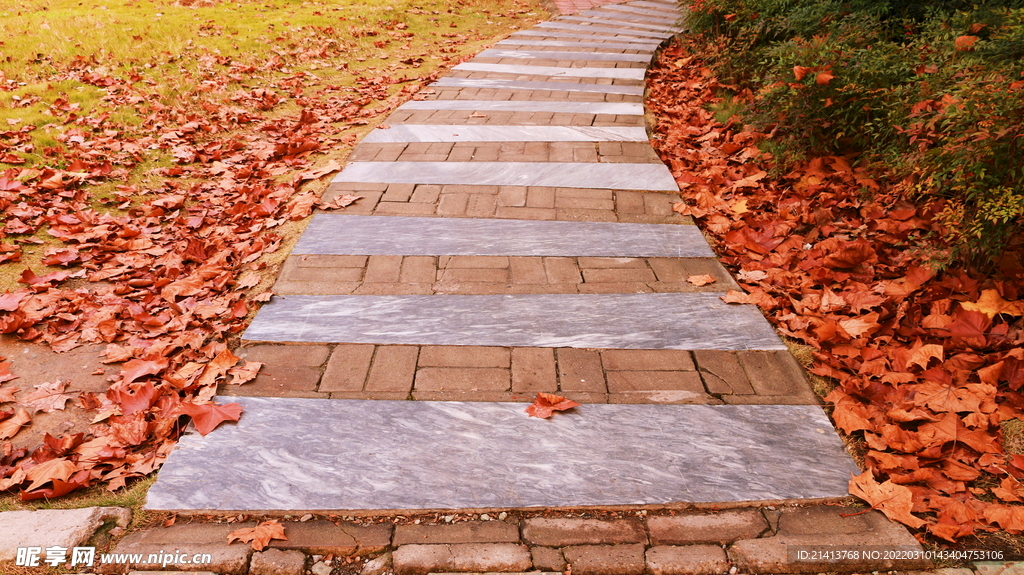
318,194,363,210
227,361,263,385
525,392,580,419
720,290,751,304
849,471,926,528
178,401,243,435
686,274,716,286
227,520,287,551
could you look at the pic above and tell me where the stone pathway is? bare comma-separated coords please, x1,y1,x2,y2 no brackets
148,0,863,534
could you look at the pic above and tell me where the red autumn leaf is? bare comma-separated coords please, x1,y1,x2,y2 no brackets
109,382,162,415
19,268,72,286
815,70,835,85
19,380,73,413
525,392,580,419
178,401,243,435
0,361,16,384
955,35,978,51
793,65,811,81
686,274,716,286
120,358,170,385
24,458,77,491
20,477,88,501
0,407,30,440
849,471,927,528
227,520,287,551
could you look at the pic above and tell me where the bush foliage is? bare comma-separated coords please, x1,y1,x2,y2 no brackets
686,0,1024,267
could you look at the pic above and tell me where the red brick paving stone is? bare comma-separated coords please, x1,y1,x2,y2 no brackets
412,390,527,401
400,256,437,283
577,256,646,269
562,543,646,575
220,366,325,398
728,506,930,573
645,545,730,575
442,255,510,268
437,267,510,283
319,344,375,392
414,367,511,391
692,350,755,395
521,517,647,546
268,521,391,555
418,345,511,368
739,350,817,399
365,346,419,391
393,521,519,545
605,371,705,393
99,523,253,575
364,255,403,283
607,390,717,404
510,256,548,284
392,543,532,575
601,349,695,371
236,344,330,367
556,348,606,392
543,257,582,283
511,347,558,392
582,267,658,283
532,546,567,571
647,510,769,545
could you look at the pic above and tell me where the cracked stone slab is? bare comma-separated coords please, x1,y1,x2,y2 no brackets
536,21,671,39
0,507,132,561
476,48,652,62
146,398,858,511
242,293,787,350
433,77,644,95
454,62,647,80
396,100,644,115
332,161,678,191
293,215,713,257
496,38,661,51
510,29,664,45
560,15,682,32
361,124,649,143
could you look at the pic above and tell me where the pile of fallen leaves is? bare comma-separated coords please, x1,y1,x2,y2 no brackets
647,38,1024,541
0,8,508,499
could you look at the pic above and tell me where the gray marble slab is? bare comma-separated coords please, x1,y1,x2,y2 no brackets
397,100,645,115
432,77,644,96
454,62,646,80
497,38,660,51
583,7,683,22
629,0,682,12
510,29,664,45
293,215,713,257
537,21,670,39
146,398,859,511
560,15,681,32
476,48,651,62
362,124,648,143
242,293,787,350
332,161,678,191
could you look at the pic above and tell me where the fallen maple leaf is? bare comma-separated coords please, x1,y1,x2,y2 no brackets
849,471,926,528
0,361,16,383
318,194,363,210
20,380,73,413
0,386,17,403
525,392,580,419
815,70,835,85
961,289,1024,318
0,408,31,440
720,290,751,304
178,401,243,435
687,274,716,286
227,361,263,384
24,458,77,491
228,520,287,551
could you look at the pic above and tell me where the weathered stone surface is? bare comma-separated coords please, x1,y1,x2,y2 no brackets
647,509,768,544
393,521,520,545
249,549,306,575
268,521,392,555
360,551,392,575
646,545,729,575
522,517,647,546
392,543,531,575
531,546,567,571
0,506,132,562
965,565,1020,575
100,522,252,574
562,544,646,575
727,505,931,573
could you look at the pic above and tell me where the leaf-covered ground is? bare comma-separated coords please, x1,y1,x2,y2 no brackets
647,37,1024,544
0,0,543,502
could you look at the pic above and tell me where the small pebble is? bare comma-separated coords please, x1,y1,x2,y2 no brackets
498,512,507,520
300,513,313,522
443,515,454,523
480,513,490,521
413,519,421,524
311,560,332,575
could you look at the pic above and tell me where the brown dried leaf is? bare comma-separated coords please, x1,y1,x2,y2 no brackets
227,520,287,551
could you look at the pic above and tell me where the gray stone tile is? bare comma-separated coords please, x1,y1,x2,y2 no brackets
361,124,648,143
583,6,683,22
537,21,671,39
496,38,660,51
629,0,682,13
432,77,644,95
510,29,664,45
477,48,651,62
241,293,788,350
560,15,682,32
332,161,678,191
146,398,858,511
293,215,713,257
454,62,647,80
397,100,644,115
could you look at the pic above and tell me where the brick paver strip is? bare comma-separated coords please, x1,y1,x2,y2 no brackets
241,293,788,350
293,215,712,257
560,15,682,31
361,125,649,143
583,6,684,22
535,20,671,38
629,0,682,12
496,38,661,51
478,48,653,62
433,77,645,95
509,29,664,45
454,62,648,80
397,100,645,114
146,398,859,510
333,161,676,190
